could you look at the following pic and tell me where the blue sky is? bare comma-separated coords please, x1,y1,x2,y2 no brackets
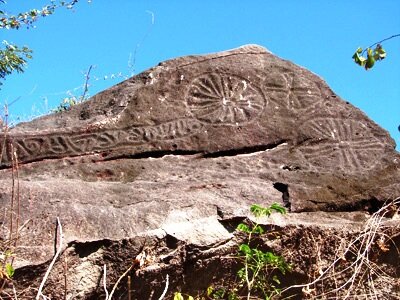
1,1,399,148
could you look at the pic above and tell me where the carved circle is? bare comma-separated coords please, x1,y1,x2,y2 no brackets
264,72,322,111
298,118,385,172
186,73,265,125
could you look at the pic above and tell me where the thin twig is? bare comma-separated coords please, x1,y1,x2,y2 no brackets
63,257,68,300
12,283,18,300
11,148,20,266
361,33,400,56
0,103,9,165
9,143,15,244
127,276,131,300
158,274,169,300
103,264,109,300
80,65,93,101
107,265,134,300
36,217,63,300
129,10,155,75
282,198,400,298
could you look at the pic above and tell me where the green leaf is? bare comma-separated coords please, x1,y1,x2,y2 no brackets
374,44,386,60
5,250,13,258
270,203,286,214
228,293,239,300
5,263,14,278
250,204,271,217
237,267,246,280
272,275,280,284
253,225,264,234
173,292,184,300
213,288,226,299
239,244,252,255
207,286,214,296
365,48,375,70
352,51,366,66
236,223,251,233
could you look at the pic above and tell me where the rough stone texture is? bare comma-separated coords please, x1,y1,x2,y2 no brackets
0,45,399,299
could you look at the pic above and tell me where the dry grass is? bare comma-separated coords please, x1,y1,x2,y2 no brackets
283,197,400,299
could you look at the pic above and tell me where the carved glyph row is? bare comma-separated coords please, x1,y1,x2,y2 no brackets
3,118,203,163
1,71,383,172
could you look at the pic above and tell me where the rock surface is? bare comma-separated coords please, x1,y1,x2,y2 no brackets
0,45,399,299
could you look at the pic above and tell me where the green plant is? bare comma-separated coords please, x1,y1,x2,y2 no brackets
0,41,32,88
0,1,79,30
206,286,239,300
0,1,87,88
173,292,195,300
176,204,290,300
0,249,14,291
352,45,386,70
52,65,93,112
235,203,291,300
352,34,399,70
53,95,78,112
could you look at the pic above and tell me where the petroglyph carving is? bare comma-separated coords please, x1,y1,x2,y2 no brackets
126,119,203,143
186,73,265,125
265,72,321,110
6,119,204,164
14,137,44,158
299,118,385,171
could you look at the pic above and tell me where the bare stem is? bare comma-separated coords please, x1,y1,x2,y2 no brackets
80,65,93,101
36,217,64,300
103,265,109,300
107,264,134,300
158,274,169,300
361,33,400,56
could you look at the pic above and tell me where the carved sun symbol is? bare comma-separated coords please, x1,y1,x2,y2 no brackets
186,73,265,125
298,118,385,172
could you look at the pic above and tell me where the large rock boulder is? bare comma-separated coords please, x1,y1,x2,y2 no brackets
0,45,399,299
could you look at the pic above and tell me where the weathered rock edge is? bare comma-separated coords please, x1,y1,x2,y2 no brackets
5,210,400,299
0,45,399,299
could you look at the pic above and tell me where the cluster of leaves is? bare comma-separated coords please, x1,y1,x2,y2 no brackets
352,44,386,70
53,96,78,112
0,41,32,87
234,204,290,299
0,0,80,29
174,292,195,300
0,0,85,88
351,34,400,70
174,203,291,300
0,249,14,286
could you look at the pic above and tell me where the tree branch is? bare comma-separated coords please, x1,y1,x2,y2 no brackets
361,34,400,56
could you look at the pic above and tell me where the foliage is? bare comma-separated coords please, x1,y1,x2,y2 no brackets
0,0,81,30
182,203,291,300
0,0,85,88
0,41,32,87
352,45,386,70
0,249,14,286
250,203,286,218
352,34,399,70
173,292,194,300
52,95,78,112
233,203,291,300
206,286,239,300
52,65,93,112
